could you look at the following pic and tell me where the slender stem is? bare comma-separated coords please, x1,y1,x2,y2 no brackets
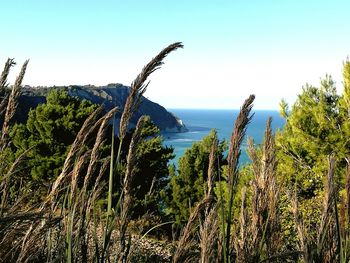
140,221,174,240
226,175,237,262
217,157,227,263
107,114,116,216
116,137,123,184
334,189,342,262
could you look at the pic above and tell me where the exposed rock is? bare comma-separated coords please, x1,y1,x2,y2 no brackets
12,84,187,133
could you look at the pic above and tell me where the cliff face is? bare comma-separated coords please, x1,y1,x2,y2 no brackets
14,84,187,133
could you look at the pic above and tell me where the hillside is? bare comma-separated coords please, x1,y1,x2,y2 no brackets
15,84,188,133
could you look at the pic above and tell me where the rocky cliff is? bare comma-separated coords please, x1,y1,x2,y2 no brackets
15,84,187,133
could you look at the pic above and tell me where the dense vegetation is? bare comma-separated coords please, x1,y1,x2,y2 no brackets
1,43,350,263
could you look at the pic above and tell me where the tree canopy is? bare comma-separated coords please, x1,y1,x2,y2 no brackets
164,129,227,224
275,60,350,229
10,90,97,186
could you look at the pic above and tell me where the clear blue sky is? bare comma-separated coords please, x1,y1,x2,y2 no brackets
1,0,350,109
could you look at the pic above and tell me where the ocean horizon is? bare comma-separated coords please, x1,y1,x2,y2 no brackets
163,109,285,165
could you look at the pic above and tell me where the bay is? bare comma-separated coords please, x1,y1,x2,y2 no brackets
163,109,285,165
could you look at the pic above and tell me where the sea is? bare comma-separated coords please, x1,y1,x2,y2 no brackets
162,109,286,165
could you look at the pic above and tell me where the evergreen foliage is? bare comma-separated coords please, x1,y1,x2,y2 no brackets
276,60,350,246
125,117,175,218
276,72,350,199
164,129,227,224
8,89,98,196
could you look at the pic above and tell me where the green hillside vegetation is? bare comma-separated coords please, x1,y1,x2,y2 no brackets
1,43,350,262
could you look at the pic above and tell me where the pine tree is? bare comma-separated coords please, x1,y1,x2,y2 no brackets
9,89,97,196
164,129,227,224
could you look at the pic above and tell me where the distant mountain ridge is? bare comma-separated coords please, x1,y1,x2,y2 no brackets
15,84,188,133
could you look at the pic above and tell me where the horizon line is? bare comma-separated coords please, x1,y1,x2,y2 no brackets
166,107,280,111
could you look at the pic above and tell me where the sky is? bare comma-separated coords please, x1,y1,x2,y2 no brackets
1,0,350,109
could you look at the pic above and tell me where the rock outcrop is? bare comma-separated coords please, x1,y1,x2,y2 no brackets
14,84,187,133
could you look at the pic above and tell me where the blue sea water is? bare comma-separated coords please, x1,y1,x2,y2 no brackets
162,109,286,165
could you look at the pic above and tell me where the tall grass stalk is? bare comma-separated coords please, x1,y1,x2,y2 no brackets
116,41,183,185
199,204,219,263
47,106,103,205
0,58,16,119
173,197,210,263
225,94,255,261
0,148,31,215
217,155,227,263
0,59,28,149
199,138,219,262
0,58,16,90
232,117,280,262
291,156,338,263
339,158,350,262
107,114,116,216
118,115,148,263
102,42,183,262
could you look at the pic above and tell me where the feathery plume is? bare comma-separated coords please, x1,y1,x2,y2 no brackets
225,94,255,258
0,60,29,148
227,94,255,187
0,58,16,118
46,106,103,205
0,58,16,91
81,107,118,194
119,42,183,140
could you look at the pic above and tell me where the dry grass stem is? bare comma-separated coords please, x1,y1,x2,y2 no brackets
234,187,249,262
81,107,118,195
206,138,218,200
0,60,29,149
225,94,255,258
233,117,280,262
173,197,210,263
346,158,350,225
70,150,92,203
290,191,308,262
0,58,16,118
316,155,337,262
199,205,219,263
118,115,148,263
0,58,16,90
227,94,255,187
46,106,103,205
290,156,337,263
119,42,183,140
0,148,31,214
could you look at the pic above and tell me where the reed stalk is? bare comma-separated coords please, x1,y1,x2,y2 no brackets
0,58,16,119
101,42,183,261
0,60,28,149
340,158,350,262
118,42,183,141
118,115,148,263
107,114,116,216
115,42,183,192
200,204,219,263
225,94,255,261
0,148,31,215
0,58,16,90
46,106,103,205
173,197,211,263
206,137,218,201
